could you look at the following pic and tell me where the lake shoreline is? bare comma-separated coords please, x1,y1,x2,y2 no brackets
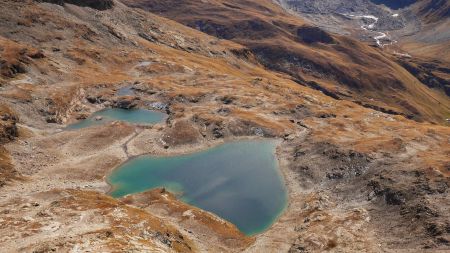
107,138,287,235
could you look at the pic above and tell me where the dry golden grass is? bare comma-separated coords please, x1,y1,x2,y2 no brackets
56,189,196,252
123,0,450,123
304,100,450,175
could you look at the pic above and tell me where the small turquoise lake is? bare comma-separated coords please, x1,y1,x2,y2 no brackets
66,108,166,130
108,140,287,235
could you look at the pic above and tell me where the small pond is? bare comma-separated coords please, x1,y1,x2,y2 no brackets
66,108,166,130
108,140,287,235
116,86,135,96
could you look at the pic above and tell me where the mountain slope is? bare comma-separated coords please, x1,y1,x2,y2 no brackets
414,0,450,23
123,0,450,124
399,0,450,60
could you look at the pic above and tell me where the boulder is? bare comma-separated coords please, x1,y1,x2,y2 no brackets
113,97,137,109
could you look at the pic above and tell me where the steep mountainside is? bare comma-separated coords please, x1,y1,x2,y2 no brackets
123,0,449,124
413,0,450,22
0,0,449,252
400,0,450,59
276,0,450,96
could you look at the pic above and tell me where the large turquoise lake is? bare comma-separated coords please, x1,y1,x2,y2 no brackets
108,140,287,235
66,108,166,130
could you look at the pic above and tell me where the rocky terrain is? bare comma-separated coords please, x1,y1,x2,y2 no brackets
0,0,449,252
275,0,449,42
276,0,407,31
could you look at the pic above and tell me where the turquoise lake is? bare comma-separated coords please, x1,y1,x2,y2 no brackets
66,108,166,130
108,140,287,235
